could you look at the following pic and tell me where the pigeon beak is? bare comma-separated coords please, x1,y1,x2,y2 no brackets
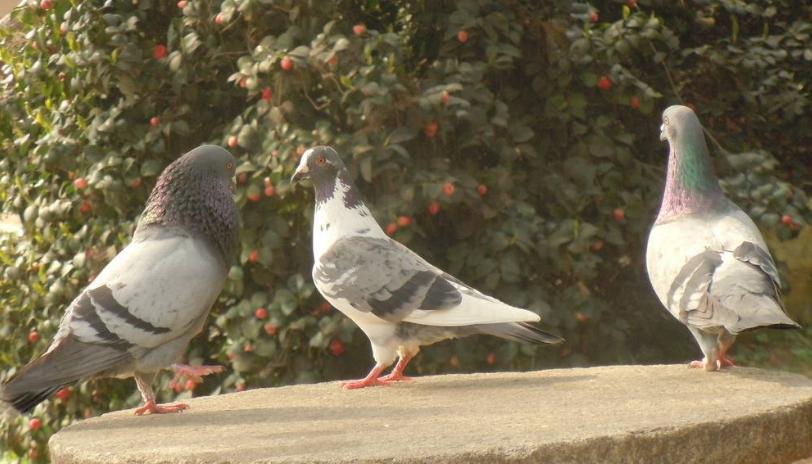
659,124,667,142
291,164,310,184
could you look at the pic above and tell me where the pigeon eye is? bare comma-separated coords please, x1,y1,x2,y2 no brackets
225,162,234,171
315,155,327,166
663,116,670,126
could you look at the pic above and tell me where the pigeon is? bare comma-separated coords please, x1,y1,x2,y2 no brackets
0,145,239,415
292,146,563,389
646,105,800,371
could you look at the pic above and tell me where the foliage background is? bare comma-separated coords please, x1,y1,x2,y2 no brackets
0,0,810,460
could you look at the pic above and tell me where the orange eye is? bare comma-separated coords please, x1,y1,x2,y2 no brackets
225,162,234,170
315,155,326,166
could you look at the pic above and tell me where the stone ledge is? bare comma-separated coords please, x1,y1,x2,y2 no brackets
49,365,812,464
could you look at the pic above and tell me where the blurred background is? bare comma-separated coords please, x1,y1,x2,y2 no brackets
0,0,810,461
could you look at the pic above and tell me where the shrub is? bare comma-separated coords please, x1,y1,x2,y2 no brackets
0,0,810,460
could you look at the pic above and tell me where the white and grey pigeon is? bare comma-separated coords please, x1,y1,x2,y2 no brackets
0,145,239,415
646,105,800,371
292,146,563,389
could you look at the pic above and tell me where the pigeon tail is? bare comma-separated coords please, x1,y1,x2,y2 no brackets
0,384,61,414
1,336,131,414
474,322,564,345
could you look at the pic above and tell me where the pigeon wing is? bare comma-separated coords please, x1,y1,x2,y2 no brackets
315,236,539,326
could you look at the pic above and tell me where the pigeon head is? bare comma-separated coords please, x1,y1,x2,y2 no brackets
138,144,240,260
292,146,363,208
656,105,724,220
660,105,703,143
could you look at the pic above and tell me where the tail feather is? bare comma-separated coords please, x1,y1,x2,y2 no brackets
475,322,564,345
1,335,132,414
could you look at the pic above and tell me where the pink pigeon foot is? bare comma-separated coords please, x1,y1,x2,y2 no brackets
169,364,224,389
718,355,736,368
341,364,391,390
134,400,189,416
688,359,719,371
378,353,415,382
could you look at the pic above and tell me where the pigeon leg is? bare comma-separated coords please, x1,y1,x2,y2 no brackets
169,363,225,389
717,331,736,368
133,372,189,415
687,327,720,371
379,352,415,382
342,364,391,390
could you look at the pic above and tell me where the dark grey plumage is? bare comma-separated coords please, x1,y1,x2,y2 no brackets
1,145,238,414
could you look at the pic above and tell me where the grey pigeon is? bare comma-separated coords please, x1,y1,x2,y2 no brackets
646,105,800,371
292,146,563,389
1,145,239,415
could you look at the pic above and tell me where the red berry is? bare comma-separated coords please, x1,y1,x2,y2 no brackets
243,343,254,353
237,172,248,185
397,215,412,227
589,11,599,23
597,76,612,91
215,13,224,25
486,353,496,365
238,77,247,88
130,178,142,188
247,193,261,203
79,201,92,214
280,56,293,71
153,44,167,60
441,90,450,105
248,249,259,263
442,182,455,197
630,96,640,109
177,0,187,8
613,208,625,222
227,135,238,148
73,177,88,190
385,223,398,236
255,307,268,320
477,184,488,197
424,121,438,138
29,418,42,432
185,379,196,391
327,55,338,67
457,30,469,43
427,201,441,216
149,116,160,127
353,24,366,37
781,214,793,226
264,185,275,197
626,0,638,7
261,87,272,101
39,0,52,10
55,387,71,401
28,330,40,344
263,323,278,336
329,339,345,356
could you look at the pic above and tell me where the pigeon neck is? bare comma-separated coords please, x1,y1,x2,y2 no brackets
138,164,239,261
312,171,384,258
657,133,724,221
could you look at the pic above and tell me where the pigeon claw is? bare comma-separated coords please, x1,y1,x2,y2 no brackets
134,400,189,416
378,372,413,383
341,377,393,390
170,363,225,387
718,355,736,368
688,359,720,371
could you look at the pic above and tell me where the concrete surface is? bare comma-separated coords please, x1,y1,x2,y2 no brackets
49,365,812,464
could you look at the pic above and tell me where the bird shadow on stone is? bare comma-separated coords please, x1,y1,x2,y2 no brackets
720,367,812,389
68,404,457,431
402,373,596,393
